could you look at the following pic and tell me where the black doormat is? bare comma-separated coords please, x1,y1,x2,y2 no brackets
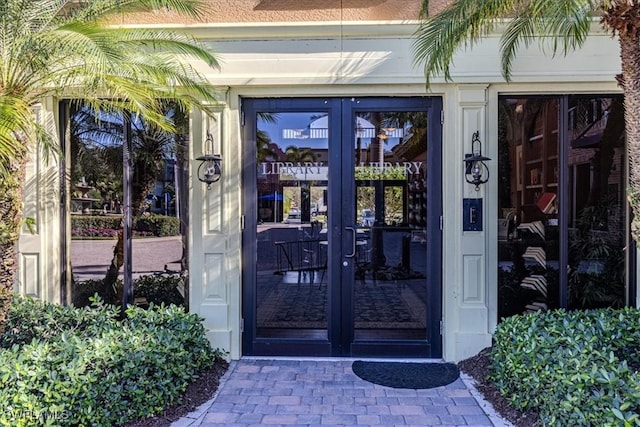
352,360,460,389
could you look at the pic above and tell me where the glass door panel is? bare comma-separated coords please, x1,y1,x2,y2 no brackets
351,111,428,342
255,111,329,339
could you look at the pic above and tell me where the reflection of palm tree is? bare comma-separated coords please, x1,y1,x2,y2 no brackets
284,145,316,162
102,105,183,296
257,130,276,162
70,105,123,202
382,112,427,161
257,112,279,162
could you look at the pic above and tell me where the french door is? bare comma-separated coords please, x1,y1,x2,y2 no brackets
242,97,442,357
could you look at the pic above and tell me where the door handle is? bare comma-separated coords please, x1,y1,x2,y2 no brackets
345,226,356,258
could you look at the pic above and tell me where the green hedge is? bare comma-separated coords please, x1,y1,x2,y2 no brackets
0,296,222,427
133,214,179,237
71,214,179,237
72,275,185,308
71,215,121,232
490,308,640,426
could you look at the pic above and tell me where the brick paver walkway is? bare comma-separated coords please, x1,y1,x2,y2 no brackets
172,358,512,427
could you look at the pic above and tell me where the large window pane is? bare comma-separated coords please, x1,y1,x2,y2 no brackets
498,95,628,317
567,96,626,309
498,98,560,317
68,102,189,308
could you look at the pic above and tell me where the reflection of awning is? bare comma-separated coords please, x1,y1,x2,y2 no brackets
258,193,283,201
571,133,601,148
309,116,379,139
282,116,404,139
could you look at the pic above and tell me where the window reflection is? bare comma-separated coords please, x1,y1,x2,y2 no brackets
255,112,330,338
567,96,626,309
67,101,189,309
498,96,627,318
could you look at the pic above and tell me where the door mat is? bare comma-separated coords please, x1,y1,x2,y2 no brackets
351,360,459,389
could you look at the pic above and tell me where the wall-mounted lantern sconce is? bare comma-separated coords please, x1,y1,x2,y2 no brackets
464,131,491,191
196,133,222,189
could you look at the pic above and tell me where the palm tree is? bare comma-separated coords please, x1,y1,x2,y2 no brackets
413,0,640,241
0,0,219,334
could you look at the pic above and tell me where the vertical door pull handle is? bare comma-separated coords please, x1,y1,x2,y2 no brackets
345,227,356,258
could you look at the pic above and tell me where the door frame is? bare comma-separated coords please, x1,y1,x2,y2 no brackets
241,97,443,357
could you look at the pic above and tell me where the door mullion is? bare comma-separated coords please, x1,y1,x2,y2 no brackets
558,96,569,308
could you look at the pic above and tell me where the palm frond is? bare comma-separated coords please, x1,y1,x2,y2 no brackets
499,11,538,80
414,0,599,85
413,0,519,85
68,0,207,23
0,0,220,175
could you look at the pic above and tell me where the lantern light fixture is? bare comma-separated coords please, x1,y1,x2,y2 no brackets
464,131,491,191
196,133,222,189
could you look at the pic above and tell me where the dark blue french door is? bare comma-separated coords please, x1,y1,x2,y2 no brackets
242,97,442,357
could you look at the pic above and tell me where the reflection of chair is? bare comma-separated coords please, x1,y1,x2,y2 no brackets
274,239,327,285
354,240,375,285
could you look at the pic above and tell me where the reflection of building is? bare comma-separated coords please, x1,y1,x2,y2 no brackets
17,1,636,363
149,158,178,216
498,96,627,317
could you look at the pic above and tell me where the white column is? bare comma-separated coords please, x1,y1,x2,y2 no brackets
17,97,63,303
189,91,241,359
443,84,494,361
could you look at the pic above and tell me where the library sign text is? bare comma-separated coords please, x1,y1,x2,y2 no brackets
260,161,423,180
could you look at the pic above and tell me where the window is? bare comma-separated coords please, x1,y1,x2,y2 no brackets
497,95,631,317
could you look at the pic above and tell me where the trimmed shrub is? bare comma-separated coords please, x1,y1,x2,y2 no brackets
71,215,122,234
134,274,185,307
0,296,222,427
71,214,179,238
490,308,640,426
133,213,179,237
71,275,185,308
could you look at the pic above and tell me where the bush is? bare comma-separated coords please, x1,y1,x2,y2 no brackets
133,213,180,237
0,296,223,427
490,308,640,426
71,279,120,307
71,275,185,308
134,274,185,307
71,214,179,238
71,215,122,235
1,296,119,348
